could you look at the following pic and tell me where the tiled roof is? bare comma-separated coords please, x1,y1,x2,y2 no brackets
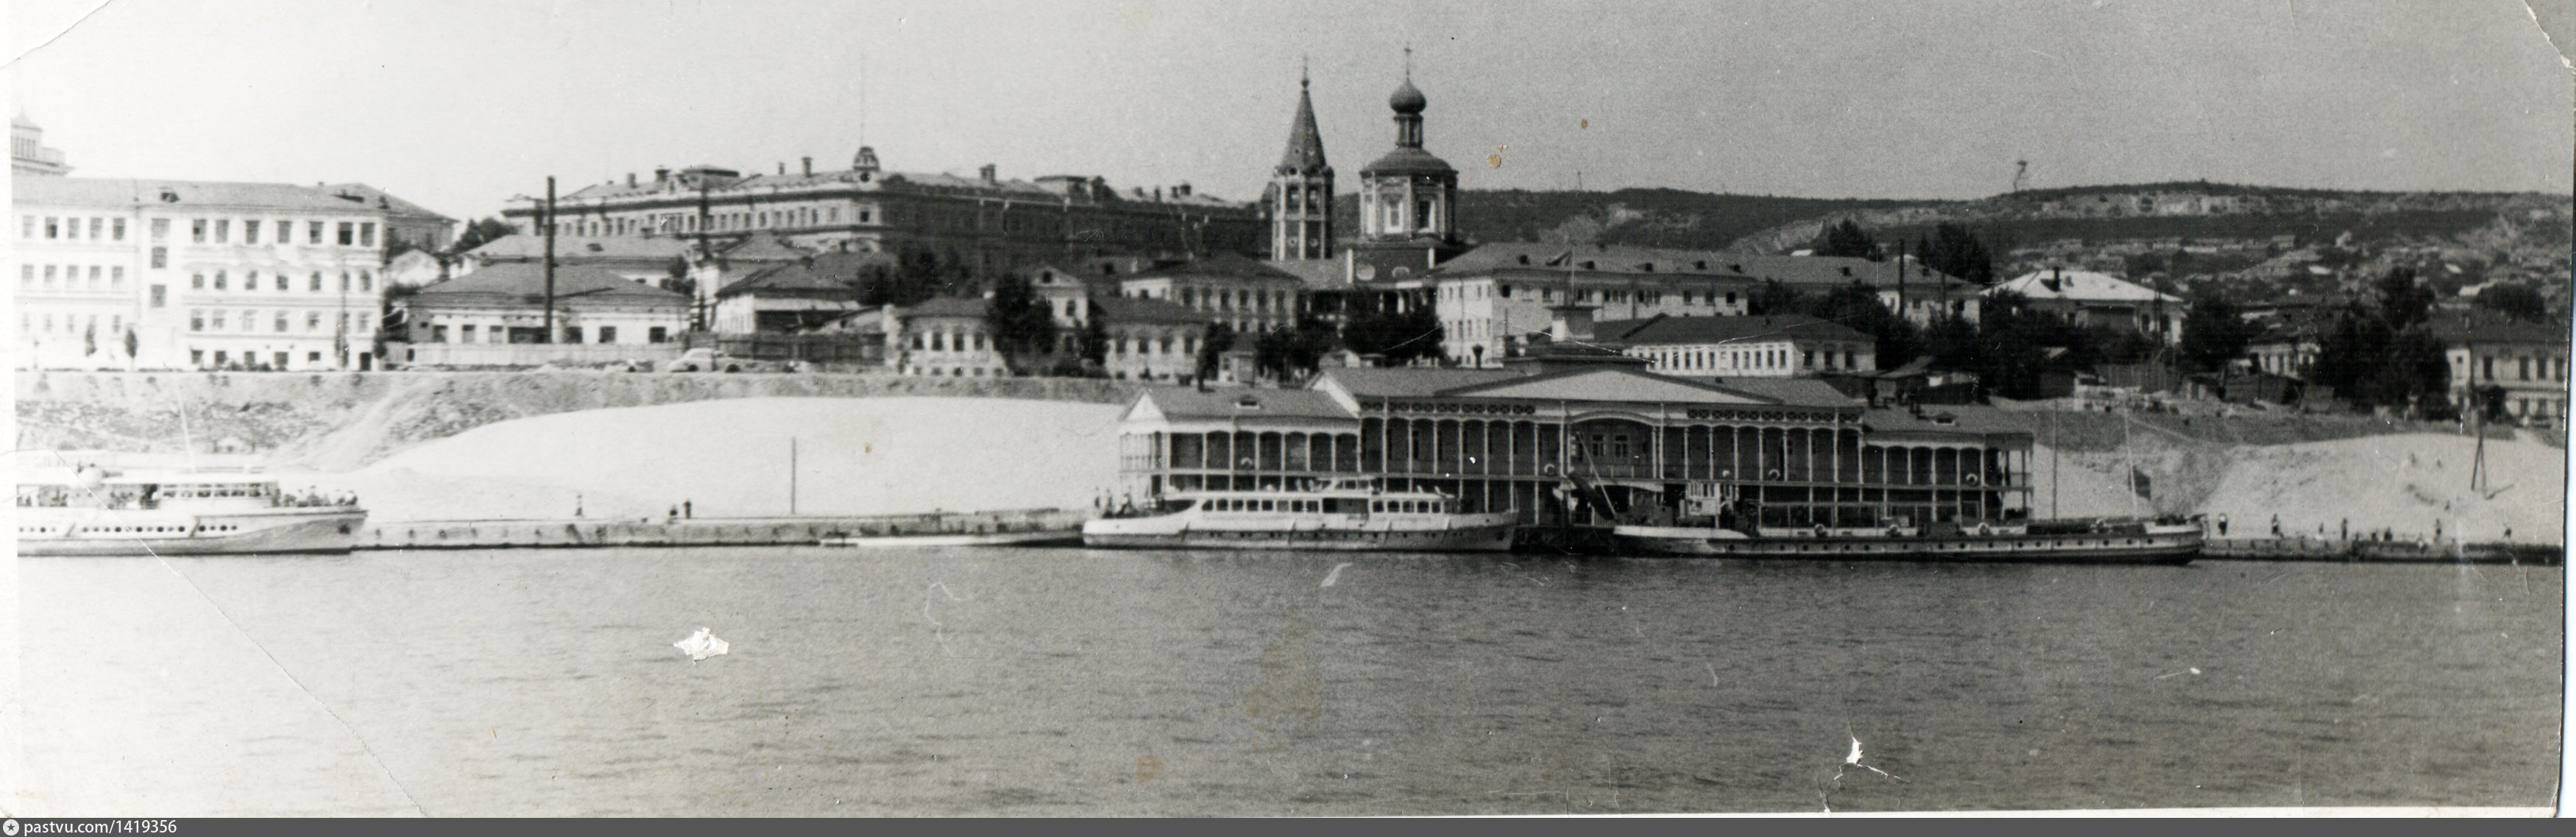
1599,313,1870,345
1992,269,2181,304
1142,386,1354,421
902,296,989,319
718,232,810,263
414,263,687,301
716,252,894,297
1267,258,1351,291
466,234,691,262
1090,294,1208,326
13,176,413,213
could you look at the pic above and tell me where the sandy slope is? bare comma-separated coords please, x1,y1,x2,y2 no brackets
286,397,2564,544
294,398,1125,521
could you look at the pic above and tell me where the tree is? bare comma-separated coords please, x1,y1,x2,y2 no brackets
2372,267,2435,331
1079,317,1111,367
2474,283,2550,324
447,216,519,256
983,273,1058,374
2310,269,2458,415
2177,292,2254,375
1801,283,1921,368
1195,322,1237,381
1747,279,1802,316
1341,305,1443,363
1916,223,1999,285
1255,317,1337,381
1810,219,1879,259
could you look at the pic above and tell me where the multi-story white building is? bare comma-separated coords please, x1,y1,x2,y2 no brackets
14,175,440,370
2430,311,2570,428
1423,244,1759,367
1601,313,1877,378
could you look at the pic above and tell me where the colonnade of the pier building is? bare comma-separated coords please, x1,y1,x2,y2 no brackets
1119,414,2031,528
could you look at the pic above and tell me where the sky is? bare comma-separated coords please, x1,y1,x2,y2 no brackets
6,0,2571,225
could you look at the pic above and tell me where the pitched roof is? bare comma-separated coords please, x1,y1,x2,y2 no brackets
1992,269,2182,304
1360,146,1456,177
13,176,415,213
1267,258,1351,292
1313,367,1526,398
465,234,691,262
1677,377,1864,406
1276,82,1330,175
1860,405,2032,439
716,252,894,297
1090,294,1207,325
719,232,810,263
2426,311,2570,345
1599,313,1870,345
414,263,688,301
1125,250,1304,283
1440,367,1786,404
318,183,456,222
1136,386,1354,423
902,296,989,319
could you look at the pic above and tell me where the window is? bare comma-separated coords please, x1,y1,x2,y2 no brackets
311,272,323,292
42,265,55,287
189,311,205,331
431,325,448,343
1726,292,1738,306
214,271,227,290
238,310,254,331
598,326,617,344
244,219,261,244
339,272,350,292
459,324,475,342
275,273,288,292
111,266,124,289
309,312,323,332
360,222,375,247
45,217,59,239
210,311,227,331
274,352,289,369
88,266,101,288
151,247,168,269
359,271,372,292
336,222,353,245
113,218,126,241
213,219,229,243
310,352,322,363
191,350,204,365
17,265,28,287
2519,357,2531,381
649,327,668,343
308,222,323,244
88,218,102,239
18,216,30,238
150,285,166,308
191,219,206,242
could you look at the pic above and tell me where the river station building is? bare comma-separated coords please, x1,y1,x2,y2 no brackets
1113,351,2038,530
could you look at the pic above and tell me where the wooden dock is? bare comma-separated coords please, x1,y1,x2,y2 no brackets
358,508,1089,550
2202,537,2563,565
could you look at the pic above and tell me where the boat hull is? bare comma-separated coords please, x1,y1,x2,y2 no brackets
1083,516,1518,553
1612,525,2199,565
16,509,367,557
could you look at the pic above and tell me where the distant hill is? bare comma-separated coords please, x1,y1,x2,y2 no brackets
1330,182,2571,258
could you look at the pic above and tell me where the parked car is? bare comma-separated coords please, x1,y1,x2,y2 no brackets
665,347,792,372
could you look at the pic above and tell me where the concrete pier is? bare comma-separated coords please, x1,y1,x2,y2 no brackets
358,508,1089,550
2202,537,2563,564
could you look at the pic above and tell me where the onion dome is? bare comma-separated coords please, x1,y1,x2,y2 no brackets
1388,80,1427,114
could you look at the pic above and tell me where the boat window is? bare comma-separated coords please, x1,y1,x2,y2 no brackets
1260,500,1275,512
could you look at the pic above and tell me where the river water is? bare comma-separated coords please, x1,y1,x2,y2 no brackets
18,548,2563,815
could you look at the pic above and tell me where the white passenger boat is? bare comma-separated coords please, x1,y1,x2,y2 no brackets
1081,476,1517,552
1612,515,2201,564
15,462,367,557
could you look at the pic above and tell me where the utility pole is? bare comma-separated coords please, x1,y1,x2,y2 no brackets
696,175,714,332
1894,238,1908,326
543,176,557,344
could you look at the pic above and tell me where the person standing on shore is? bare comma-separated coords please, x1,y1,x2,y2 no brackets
684,500,693,519
2218,514,2229,536
2340,519,2348,540
2270,515,2280,538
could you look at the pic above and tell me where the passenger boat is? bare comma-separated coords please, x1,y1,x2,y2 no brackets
1081,476,1517,552
14,461,367,557
1612,515,2202,564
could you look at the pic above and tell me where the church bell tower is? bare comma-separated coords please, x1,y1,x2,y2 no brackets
1269,67,1334,261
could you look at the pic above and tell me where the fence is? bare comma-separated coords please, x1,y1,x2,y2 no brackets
399,342,684,367
682,332,888,365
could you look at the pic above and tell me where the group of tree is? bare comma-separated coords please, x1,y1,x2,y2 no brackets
2307,268,2453,417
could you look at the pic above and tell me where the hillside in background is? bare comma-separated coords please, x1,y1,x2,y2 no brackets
1332,183,2570,264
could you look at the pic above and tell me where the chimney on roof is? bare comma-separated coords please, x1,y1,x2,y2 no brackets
656,166,670,183
1153,186,1164,202
626,172,637,187
802,157,813,175
778,162,787,174
979,163,997,184
1174,183,1191,197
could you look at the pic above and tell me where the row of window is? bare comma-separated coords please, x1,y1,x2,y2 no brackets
1158,286,1297,314
1636,345,1862,372
427,324,663,344
19,264,126,292
190,310,360,334
2471,354,2569,383
188,269,374,293
188,349,336,370
563,205,875,238
20,312,126,336
20,215,378,247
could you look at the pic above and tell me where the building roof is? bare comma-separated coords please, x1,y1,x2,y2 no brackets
1359,146,1457,177
13,176,417,213
901,296,989,319
1090,294,1209,326
413,263,688,302
1136,386,1354,423
1124,250,1305,284
1276,80,1330,176
1313,367,1526,398
1992,269,2182,304
464,234,692,263
1429,245,1972,294
1859,404,2032,439
1677,377,1864,406
717,232,810,264
716,252,894,297
1598,313,1870,346
317,183,456,222
2426,311,2571,345
1267,258,1351,292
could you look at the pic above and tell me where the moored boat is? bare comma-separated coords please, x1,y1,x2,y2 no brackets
15,460,367,557
1613,515,2201,564
1082,476,1516,552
